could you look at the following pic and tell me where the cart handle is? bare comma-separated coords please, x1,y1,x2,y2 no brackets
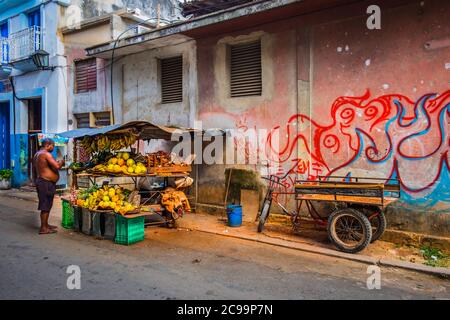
315,175,400,184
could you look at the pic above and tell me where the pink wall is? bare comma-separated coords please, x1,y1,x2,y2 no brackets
196,0,449,208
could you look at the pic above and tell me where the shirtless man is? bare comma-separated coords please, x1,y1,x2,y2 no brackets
33,138,65,234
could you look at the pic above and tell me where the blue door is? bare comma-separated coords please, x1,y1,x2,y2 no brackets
27,9,41,51
0,102,10,169
28,10,41,27
0,22,8,63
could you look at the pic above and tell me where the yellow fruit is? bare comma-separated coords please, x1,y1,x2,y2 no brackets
110,157,118,165
117,152,123,159
138,166,146,174
113,164,121,173
108,188,116,196
112,195,119,203
123,152,130,160
99,201,105,208
117,158,125,166
121,166,128,174
103,195,110,202
126,159,135,167
127,167,134,173
110,202,116,209
107,164,114,172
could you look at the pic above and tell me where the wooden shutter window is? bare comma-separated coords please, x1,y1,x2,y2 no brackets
161,56,183,104
75,58,97,93
230,40,262,97
74,113,90,128
93,111,111,127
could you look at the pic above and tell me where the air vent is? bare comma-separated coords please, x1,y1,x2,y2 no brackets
161,56,183,104
230,41,262,97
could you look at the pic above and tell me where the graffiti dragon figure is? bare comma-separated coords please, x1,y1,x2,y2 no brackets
266,90,450,205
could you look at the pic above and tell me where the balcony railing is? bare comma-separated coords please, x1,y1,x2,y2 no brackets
9,26,42,62
0,37,8,64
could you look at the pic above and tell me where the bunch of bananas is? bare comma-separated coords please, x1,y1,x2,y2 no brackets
79,132,138,154
96,135,111,150
108,133,138,151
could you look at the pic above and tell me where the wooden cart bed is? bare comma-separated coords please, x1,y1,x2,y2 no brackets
295,180,400,207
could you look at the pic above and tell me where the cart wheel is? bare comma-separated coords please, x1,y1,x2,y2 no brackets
368,208,386,243
257,199,272,233
327,208,372,254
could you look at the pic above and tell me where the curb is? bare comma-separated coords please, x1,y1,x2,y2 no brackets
179,224,450,278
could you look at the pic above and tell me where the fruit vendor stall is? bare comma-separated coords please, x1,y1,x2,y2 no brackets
58,121,212,245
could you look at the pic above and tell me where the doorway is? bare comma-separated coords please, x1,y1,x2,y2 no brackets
0,102,10,169
27,98,42,183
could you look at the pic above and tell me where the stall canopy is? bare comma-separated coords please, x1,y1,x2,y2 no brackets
59,121,224,141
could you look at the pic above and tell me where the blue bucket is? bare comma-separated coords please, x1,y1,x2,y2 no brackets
226,205,242,227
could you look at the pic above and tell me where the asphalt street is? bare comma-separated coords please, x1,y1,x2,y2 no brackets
0,196,448,300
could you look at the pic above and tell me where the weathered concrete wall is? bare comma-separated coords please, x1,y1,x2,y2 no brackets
63,24,110,131
72,0,183,21
309,1,449,207
117,39,197,127
195,0,450,235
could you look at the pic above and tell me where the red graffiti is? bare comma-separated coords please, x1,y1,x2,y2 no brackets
266,90,450,197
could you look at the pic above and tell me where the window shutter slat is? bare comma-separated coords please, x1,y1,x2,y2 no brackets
75,58,97,93
230,40,262,97
161,56,183,104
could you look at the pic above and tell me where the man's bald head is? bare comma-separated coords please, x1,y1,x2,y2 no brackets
41,138,55,152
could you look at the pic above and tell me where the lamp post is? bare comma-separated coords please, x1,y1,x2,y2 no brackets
31,50,53,70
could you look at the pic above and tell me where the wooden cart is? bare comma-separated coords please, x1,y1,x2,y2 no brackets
258,175,401,253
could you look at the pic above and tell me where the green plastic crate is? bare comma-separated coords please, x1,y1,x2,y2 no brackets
115,214,144,245
61,199,74,229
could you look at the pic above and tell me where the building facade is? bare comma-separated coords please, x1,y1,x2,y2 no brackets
85,0,449,236
0,0,70,186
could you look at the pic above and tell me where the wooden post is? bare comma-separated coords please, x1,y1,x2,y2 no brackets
72,139,78,189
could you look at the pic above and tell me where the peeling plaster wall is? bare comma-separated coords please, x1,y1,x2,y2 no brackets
63,25,110,131
116,39,197,127
71,0,184,21
194,0,450,235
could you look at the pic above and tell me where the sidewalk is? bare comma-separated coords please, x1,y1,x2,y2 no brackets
178,212,450,278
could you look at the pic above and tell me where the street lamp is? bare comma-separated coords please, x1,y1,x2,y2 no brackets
31,50,53,70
